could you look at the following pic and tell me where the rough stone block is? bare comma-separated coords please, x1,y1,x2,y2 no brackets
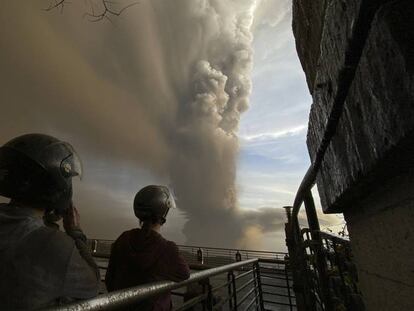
307,0,362,154
292,0,328,93
307,1,414,212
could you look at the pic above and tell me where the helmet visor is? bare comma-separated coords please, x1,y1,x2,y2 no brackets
167,187,177,209
168,192,176,209
60,147,83,180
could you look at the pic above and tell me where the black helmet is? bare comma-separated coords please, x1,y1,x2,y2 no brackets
0,133,82,214
133,185,176,224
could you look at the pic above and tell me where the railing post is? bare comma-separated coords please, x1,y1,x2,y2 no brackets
254,261,265,311
253,266,259,311
227,271,234,310
202,279,213,311
304,190,332,311
332,240,346,293
92,239,98,254
197,248,204,265
231,271,238,310
284,205,310,311
235,251,242,262
284,261,293,311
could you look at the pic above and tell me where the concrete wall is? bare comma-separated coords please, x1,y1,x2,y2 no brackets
345,172,414,311
292,0,414,309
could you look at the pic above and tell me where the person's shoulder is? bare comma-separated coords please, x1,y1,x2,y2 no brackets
38,227,75,251
112,228,144,250
116,228,140,242
19,226,75,266
162,238,180,253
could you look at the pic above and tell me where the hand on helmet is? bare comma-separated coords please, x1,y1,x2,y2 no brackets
63,204,87,242
63,203,81,232
43,211,62,230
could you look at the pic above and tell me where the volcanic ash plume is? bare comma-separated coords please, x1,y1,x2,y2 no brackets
163,1,256,247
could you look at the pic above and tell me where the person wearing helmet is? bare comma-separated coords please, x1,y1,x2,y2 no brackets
105,185,190,310
0,134,100,309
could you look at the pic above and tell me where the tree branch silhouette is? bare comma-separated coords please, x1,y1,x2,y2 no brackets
44,0,139,21
44,0,68,13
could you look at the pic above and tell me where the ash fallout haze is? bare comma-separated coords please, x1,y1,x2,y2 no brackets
0,0,336,250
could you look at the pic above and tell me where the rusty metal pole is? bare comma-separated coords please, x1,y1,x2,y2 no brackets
303,190,332,311
303,191,321,235
284,206,310,311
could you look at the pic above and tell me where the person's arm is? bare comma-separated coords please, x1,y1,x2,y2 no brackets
62,205,99,276
159,241,190,282
61,244,101,299
105,240,119,292
61,205,100,298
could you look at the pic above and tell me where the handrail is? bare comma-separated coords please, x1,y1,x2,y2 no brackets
177,244,287,255
90,239,286,255
89,240,288,267
44,258,258,311
303,229,350,243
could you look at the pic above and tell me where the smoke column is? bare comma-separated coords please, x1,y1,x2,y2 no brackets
157,1,257,246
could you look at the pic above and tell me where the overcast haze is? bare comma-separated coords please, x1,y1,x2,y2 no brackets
0,0,339,251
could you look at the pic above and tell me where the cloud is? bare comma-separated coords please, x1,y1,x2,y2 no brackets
252,0,291,30
240,207,286,233
239,125,306,142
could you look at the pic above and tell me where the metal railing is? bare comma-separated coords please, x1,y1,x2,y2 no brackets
88,240,296,311
285,196,365,311
178,245,287,268
88,239,287,274
44,257,296,311
89,240,286,261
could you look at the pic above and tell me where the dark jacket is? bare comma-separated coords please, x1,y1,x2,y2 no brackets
105,228,190,311
0,204,100,310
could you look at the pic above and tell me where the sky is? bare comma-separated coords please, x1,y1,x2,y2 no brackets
0,0,341,251
237,0,341,249
238,0,310,211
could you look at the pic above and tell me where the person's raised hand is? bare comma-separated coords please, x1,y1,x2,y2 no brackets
63,203,81,233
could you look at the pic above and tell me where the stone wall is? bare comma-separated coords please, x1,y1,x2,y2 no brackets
292,0,414,309
307,1,414,213
292,0,327,93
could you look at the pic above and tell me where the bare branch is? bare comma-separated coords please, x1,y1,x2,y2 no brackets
44,0,66,12
45,0,139,22
84,1,139,22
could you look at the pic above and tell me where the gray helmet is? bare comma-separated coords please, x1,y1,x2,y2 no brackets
133,185,176,224
0,133,82,214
